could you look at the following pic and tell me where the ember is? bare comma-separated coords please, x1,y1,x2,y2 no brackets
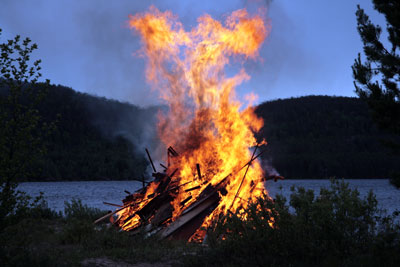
95,6,279,242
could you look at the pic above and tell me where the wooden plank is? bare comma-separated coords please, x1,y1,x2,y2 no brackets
185,185,200,192
151,202,173,226
180,195,192,206
181,179,228,216
159,193,219,238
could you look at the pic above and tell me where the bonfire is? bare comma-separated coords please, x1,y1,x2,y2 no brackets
95,6,283,242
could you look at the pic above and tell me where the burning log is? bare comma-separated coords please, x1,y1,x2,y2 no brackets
180,196,192,206
95,146,274,242
196,164,202,180
160,192,220,240
185,186,200,192
151,202,173,226
99,151,226,239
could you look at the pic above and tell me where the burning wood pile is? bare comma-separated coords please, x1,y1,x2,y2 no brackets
95,146,282,242
94,6,283,242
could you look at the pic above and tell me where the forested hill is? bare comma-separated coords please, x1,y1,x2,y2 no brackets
5,83,159,181
2,83,398,180
255,96,400,179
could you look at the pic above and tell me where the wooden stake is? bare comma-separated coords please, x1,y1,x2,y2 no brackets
229,144,259,211
201,146,268,200
145,148,157,172
94,206,126,224
103,202,123,208
168,168,178,179
239,147,266,170
142,175,146,189
196,163,202,180
160,163,168,170
168,146,179,157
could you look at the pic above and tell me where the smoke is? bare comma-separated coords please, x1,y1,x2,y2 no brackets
261,157,280,176
85,98,158,146
82,95,164,174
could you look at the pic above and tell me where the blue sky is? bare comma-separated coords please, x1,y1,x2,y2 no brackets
0,0,386,106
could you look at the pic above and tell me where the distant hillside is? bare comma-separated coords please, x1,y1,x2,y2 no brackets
2,83,158,181
2,83,398,180
255,96,400,179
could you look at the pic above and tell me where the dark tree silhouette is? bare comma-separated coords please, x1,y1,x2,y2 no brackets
352,0,400,187
0,28,51,227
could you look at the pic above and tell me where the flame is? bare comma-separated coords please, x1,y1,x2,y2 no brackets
118,6,271,239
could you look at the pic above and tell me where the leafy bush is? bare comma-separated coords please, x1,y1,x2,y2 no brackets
2,182,399,266
190,180,400,266
64,199,106,221
0,195,62,266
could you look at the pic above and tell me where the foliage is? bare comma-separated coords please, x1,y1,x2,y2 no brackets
190,180,400,266
0,200,189,266
0,28,52,228
0,83,152,181
64,199,105,221
1,182,400,266
352,0,400,187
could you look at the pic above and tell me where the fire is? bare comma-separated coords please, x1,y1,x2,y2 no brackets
116,6,271,240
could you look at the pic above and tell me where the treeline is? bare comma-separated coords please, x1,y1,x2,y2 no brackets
1,83,157,181
256,95,400,179
2,83,398,180
37,84,165,181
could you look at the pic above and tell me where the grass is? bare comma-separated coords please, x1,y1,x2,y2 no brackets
0,199,195,266
1,180,400,266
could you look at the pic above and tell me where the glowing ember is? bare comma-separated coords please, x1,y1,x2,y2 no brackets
115,6,271,241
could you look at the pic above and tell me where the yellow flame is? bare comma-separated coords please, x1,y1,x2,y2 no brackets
119,6,271,238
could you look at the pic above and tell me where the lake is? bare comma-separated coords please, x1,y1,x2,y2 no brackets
17,179,400,215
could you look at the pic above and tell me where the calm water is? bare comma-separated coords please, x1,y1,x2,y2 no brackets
18,179,400,215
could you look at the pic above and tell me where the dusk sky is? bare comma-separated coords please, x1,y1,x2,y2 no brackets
0,0,386,107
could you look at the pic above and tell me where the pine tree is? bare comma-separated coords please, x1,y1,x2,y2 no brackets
352,0,400,187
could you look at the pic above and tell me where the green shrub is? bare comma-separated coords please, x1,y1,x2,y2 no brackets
60,199,108,244
190,179,400,267
63,199,106,221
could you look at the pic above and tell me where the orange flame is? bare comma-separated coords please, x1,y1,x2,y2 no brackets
118,6,271,239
